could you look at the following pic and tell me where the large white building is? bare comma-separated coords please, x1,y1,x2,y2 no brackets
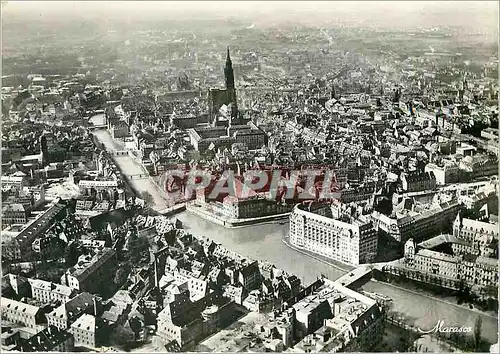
289,203,378,265
28,278,75,304
1,297,44,330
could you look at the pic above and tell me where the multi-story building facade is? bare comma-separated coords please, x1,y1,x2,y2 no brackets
29,278,75,304
173,269,209,302
340,182,380,203
1,175,28,191
237,260,261,290
371,199,462,243
398,238,499,292
156,286,204,349
78,180,119,200
46,292,101,330
1,203,29,225
401,171,437,192
61,248,117,294
425,162,459,185
69,314,98,349
221,195,291,220
1,200,67,261
453,214,499,255
289,203,378,265
459,154,498,180
1,297,45,329
187,122,266,152
286,279,384,353
14,325,74,352
109,120,129,139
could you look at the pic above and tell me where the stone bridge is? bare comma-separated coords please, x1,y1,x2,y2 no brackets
88,124,107,131
128,174,150,180
335,263,387,289
111,150,130,156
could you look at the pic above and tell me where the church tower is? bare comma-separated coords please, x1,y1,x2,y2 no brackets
224,48,238,122
224,47,236,102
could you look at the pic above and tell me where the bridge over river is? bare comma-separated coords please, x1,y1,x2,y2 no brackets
89,115,498,344
91,126,170,211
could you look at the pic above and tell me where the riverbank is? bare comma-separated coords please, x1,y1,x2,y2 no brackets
281,234,354,273
186,203,291,228
174,211,498,343
92,129,168,210
369,279,498,320
280,229,498,341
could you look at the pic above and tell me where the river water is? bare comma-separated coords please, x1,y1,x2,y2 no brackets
90,115,498,343
176,211,498,343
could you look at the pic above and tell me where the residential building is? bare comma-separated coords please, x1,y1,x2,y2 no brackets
69,314,99,349
371,199,462,243
287,279,383,353
46,292,101,330
221,195,291,220
392,238,499,293
1,175,28,191
453,214,499,251
401,171,437,192
61,248,117,294
237,260,261,290
459,154,498,180
156,284,204,349
1,297,45,330
29,278,75,304
425,162,459,185
1,203,29,225
13,325,74,352
1,201,67,261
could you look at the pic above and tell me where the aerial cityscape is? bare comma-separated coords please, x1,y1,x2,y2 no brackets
1,1,498,353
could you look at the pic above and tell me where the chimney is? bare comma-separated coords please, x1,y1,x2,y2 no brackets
37,336,42,345
93,297,98,316
47,326,51,335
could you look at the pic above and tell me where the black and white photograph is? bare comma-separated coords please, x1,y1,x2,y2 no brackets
1,1,499,352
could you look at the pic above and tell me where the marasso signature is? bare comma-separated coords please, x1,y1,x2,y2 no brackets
418,320,472,334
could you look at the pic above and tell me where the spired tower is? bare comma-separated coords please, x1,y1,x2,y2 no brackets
224,48,240,123
210,47,246,125
224,47,237,105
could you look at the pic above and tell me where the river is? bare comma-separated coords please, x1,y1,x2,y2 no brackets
176,211,498,343
90,116,498,343
91,123,168,210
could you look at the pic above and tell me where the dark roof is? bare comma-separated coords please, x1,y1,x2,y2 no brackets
239,260,260,278
13,325,73,352
50,292,97,320
463,253,478,263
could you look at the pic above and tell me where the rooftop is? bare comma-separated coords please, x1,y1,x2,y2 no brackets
70,313,96,333
14,325,73,352
1,297,40,316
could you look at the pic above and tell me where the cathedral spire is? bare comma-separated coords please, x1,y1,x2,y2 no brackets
224,47,235,91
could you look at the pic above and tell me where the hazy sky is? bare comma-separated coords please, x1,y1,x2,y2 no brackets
2,1,499,31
